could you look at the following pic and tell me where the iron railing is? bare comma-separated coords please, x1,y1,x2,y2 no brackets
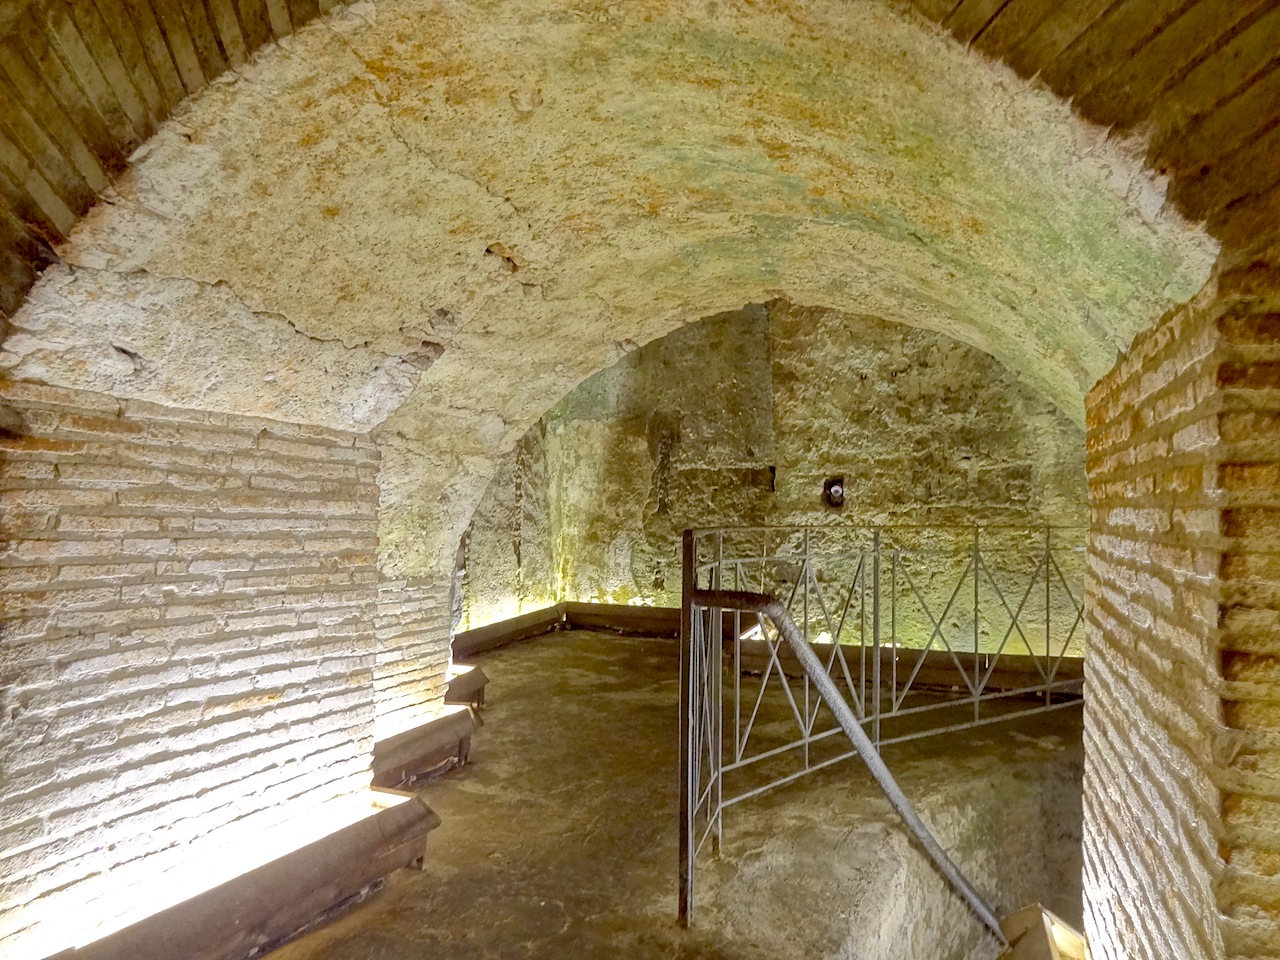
678,524,1086,925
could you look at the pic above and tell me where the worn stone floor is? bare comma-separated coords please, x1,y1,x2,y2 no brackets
272,630,1083,960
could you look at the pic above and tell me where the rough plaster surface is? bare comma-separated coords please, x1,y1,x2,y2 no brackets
5,0,1216,576
1,265,431,432
464,302,1087,623
272,631,1084,960
461,422,558,627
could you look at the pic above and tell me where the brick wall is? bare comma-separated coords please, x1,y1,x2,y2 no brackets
0,380,452,957
1214,268,1280,958
1083,265,1280,960
375,578,451,741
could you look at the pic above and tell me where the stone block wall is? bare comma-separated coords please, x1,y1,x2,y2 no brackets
1214,271,1280,957
463,302,1087,625
0,380,449,957
1083,266,1280,960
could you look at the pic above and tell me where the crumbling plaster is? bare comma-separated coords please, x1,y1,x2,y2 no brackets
0,0,1216,577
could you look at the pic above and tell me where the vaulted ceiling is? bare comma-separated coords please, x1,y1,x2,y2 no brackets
0,0,1272,323
0,0,1270,574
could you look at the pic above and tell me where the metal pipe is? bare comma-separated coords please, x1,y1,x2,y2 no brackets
692,587,1009,947
677,530,696,927
872,530,881,747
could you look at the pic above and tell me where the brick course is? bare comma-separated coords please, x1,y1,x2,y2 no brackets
1084,267,1280,960
375,578,451,741
0,381,451,957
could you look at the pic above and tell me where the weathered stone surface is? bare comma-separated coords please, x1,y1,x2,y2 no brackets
5,0,1216,576
459,419,557,628
1,265,430,431
463,302,1087,626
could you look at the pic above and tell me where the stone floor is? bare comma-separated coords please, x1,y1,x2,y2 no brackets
271,630,1083,960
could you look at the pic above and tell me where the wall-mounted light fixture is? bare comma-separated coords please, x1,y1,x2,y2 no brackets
823,476,844,509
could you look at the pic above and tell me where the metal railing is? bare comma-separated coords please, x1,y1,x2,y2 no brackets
677,524,1086,925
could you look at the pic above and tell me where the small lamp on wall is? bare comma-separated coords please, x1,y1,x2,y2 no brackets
823,476,845,509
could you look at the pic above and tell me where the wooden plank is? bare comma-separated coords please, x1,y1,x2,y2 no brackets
1174,122,1280,221
444,666,489,707
206,0,248,67
1003,0,1117,82
9,15,128,177
181,1,229,82
116,0,184,108
971,0,1057,62
1155,65,1280,179
289,0,320,26
37,0,141,152
942,0,1011,46
911,0,962,21
0,68,97,209
452,604,565,659
265,0,292,40
91,0,166,123
0,39,110,192
233,0,273,51
373,710,476,786
1036,0,1195,99
0,132,77,238
563,601,681,636
68,0,155,140
1072,0,1275,130
146,0,207,94
1150,4,1280,133
47,793,440,960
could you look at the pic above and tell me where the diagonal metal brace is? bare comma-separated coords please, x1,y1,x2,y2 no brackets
693,587,1009,948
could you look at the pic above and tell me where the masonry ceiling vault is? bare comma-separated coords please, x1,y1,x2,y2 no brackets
1,0,1251,576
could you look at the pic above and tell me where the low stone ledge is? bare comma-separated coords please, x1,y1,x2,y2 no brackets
452,604,565,659
372,705,477,788
562,602,680,637
451,602,683,661
47,790,439,960
737,639,1085,693
445,663,490,707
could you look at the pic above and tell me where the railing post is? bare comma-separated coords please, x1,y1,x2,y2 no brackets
1045,525,1052,708
871,529,881,747
802,528,811,768
678,529,695,927
973,526,981,724
712,533,723,855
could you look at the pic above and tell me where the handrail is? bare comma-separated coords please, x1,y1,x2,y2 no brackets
692,588,1009,947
